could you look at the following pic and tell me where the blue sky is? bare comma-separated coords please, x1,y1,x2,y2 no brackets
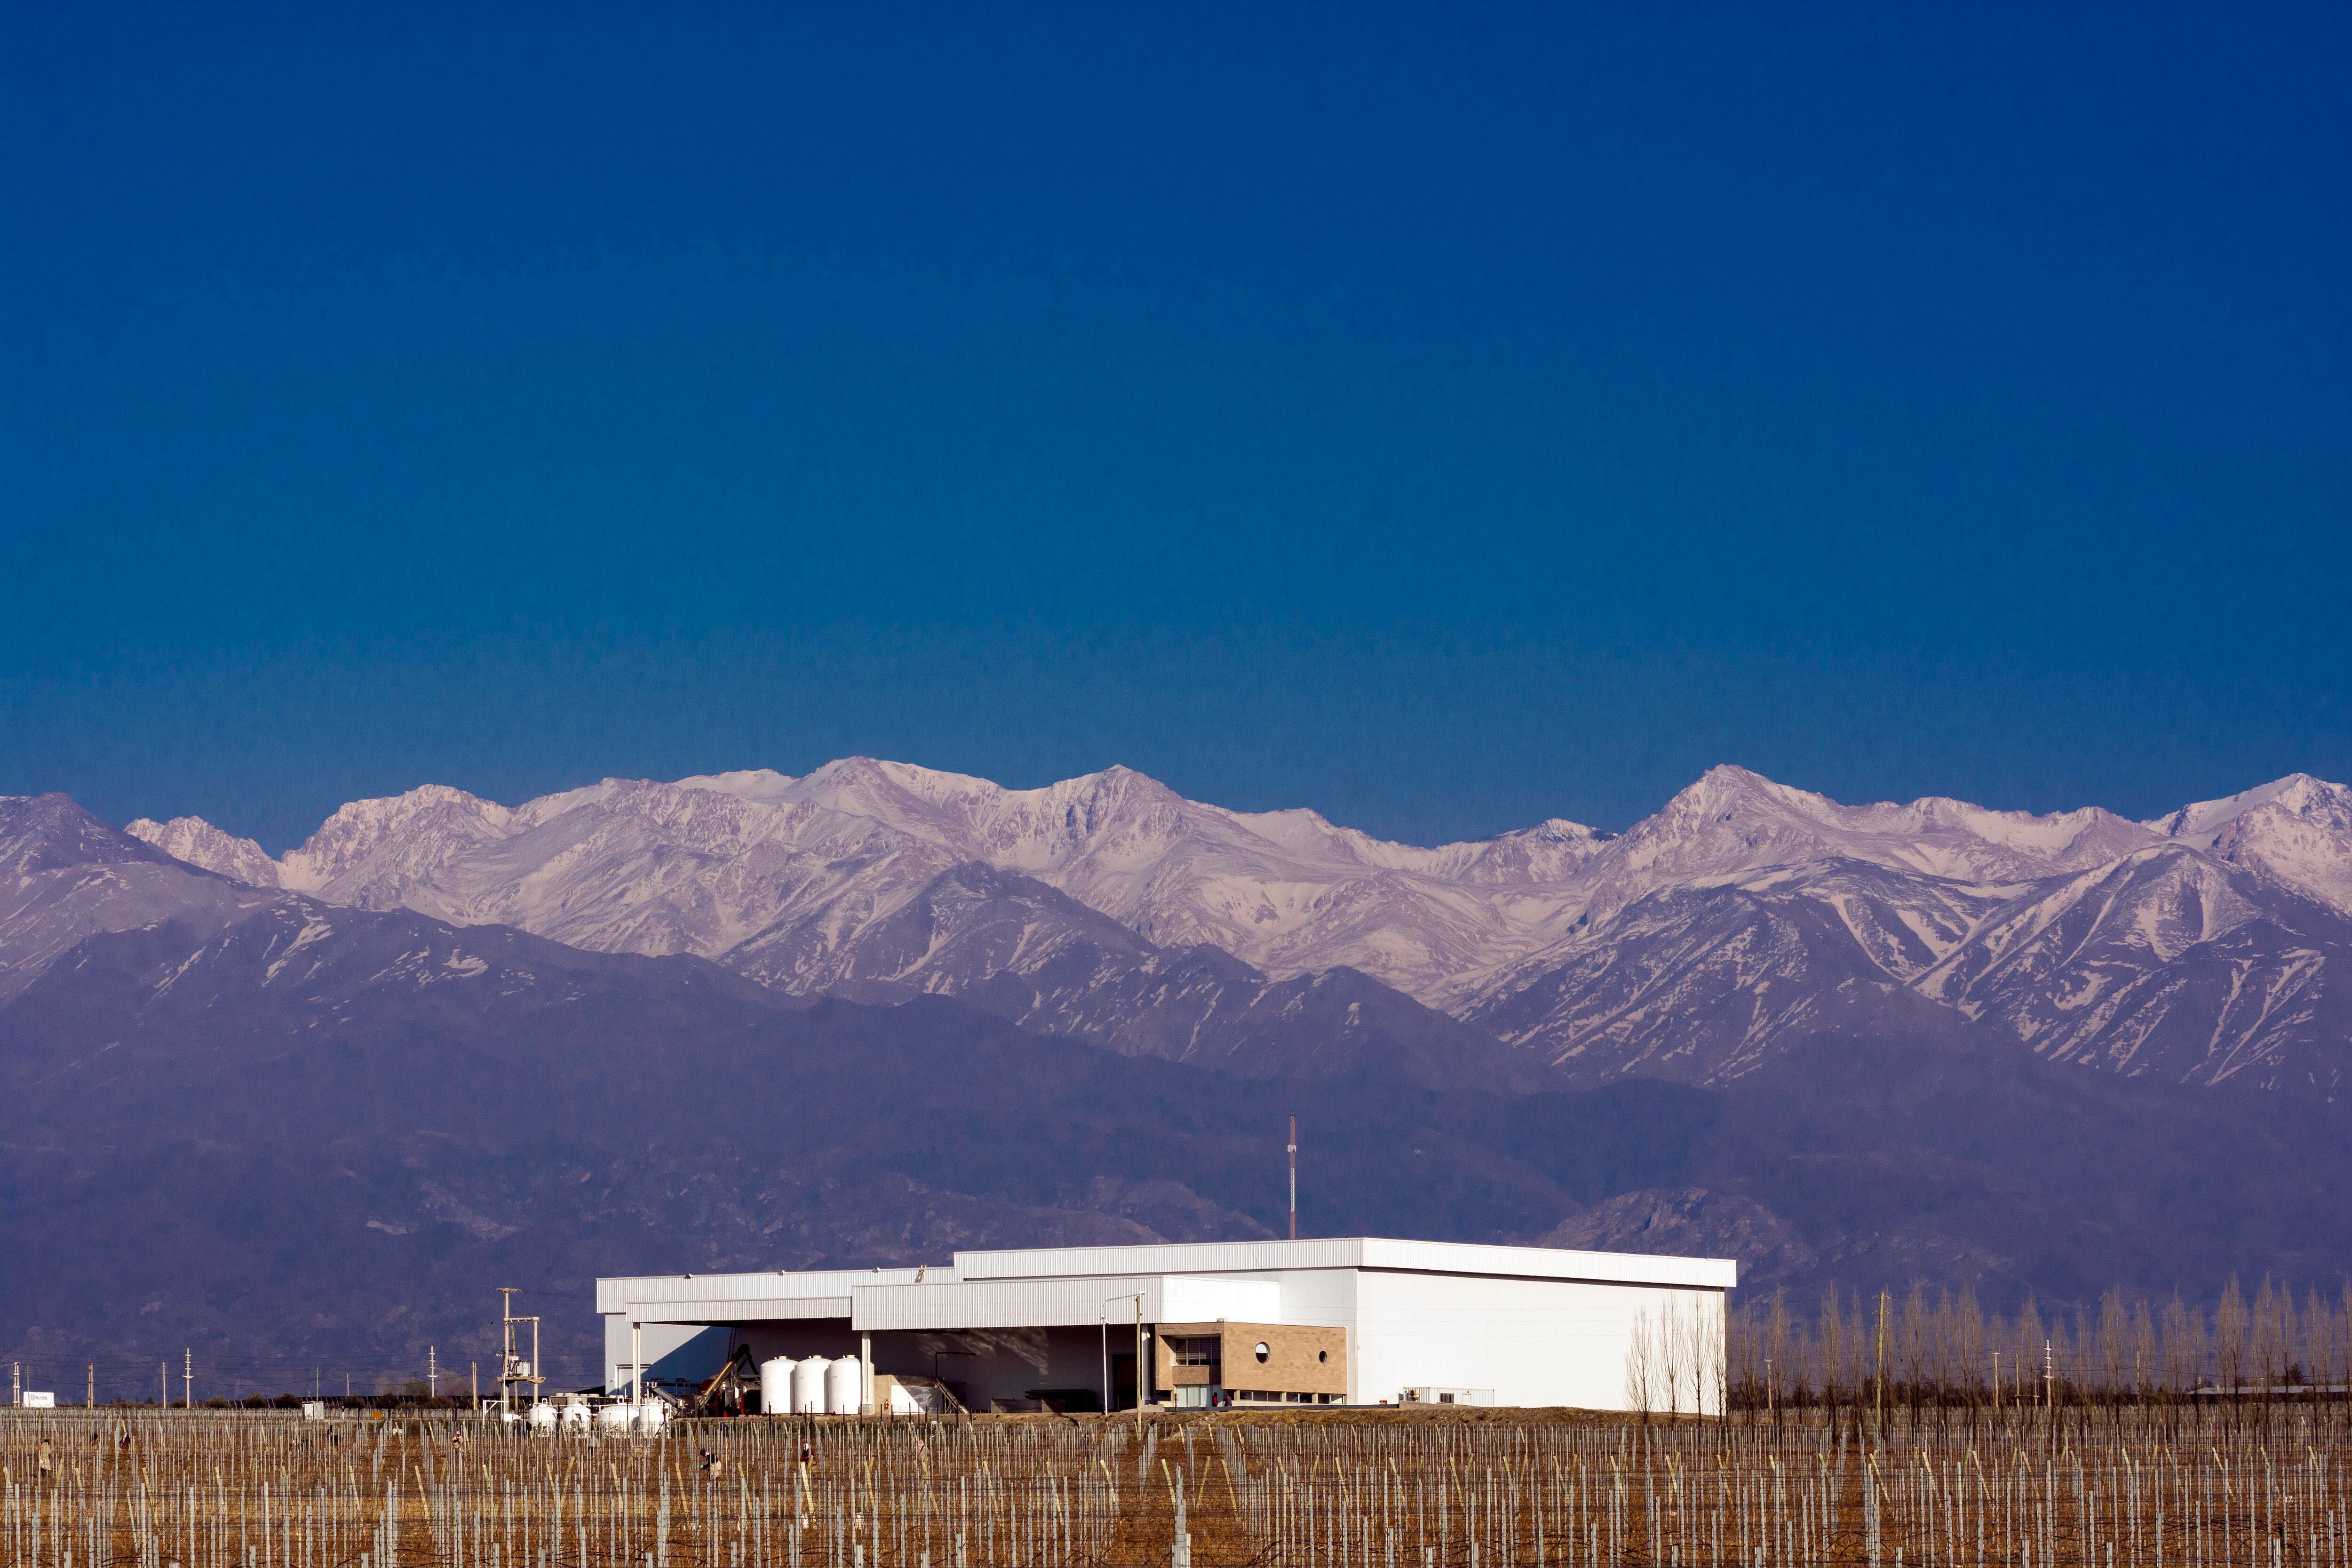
4,3,2347,849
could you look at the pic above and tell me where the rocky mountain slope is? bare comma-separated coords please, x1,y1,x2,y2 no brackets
126,760,2352,1098
2,793,284,1003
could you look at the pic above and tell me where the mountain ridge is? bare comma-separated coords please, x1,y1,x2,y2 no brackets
118,758,2352,1098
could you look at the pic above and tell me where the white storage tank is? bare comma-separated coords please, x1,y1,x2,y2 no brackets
560,1401,592,1428
759,1357,795,1416
824,1355,862,1415
637,1401,667,1432
790,1357,826,1414
597,1402,635,1432
527,1401,557,1430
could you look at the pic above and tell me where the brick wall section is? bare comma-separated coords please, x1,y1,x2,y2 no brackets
1154,1320,1346,1396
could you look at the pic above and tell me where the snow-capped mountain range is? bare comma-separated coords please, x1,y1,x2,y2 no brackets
113,760,2352,1097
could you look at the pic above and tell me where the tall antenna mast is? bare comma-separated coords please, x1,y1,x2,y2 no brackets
1288,1114,1297,1240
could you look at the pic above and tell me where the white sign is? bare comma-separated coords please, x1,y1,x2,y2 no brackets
22,1392,56,1409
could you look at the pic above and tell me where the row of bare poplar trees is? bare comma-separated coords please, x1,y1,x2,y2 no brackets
1725,1278,2352,1413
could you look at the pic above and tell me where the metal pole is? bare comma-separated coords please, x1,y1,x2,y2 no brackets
183,1347,191,1410
1874,1290,1887,1444
500,1288,517,1413
1134,1297,1145,1433
1288,1114,1297,1241
1100,1319,1109,1416
860,1332,874,1416
161,1361,167,1409
88,1363,95,1408
532,1318,540,1406
429,1345,437,1400
632,1323,643,1407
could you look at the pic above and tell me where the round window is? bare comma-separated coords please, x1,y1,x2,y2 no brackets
1254,1342,1271,1363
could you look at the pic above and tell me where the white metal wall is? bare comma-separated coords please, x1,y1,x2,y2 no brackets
1350,1272,1725,1411
603,1317,732,1395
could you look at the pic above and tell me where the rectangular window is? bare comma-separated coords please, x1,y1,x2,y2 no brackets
1169,1337,1221,1367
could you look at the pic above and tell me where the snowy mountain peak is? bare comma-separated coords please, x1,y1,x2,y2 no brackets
670,768,800,802
1579,766,2158,931
2149,773,2332,844
2148,773,2352,916
124,816,281,887
278,784,516,903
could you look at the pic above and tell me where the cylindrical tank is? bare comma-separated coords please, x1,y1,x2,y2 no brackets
759,1356,795,1416
597,1402,635,1431
636,1401,667,1432
824,1355,861,1415
790,1357,826,1414
560,1401,591,1428
526,1401,557,1430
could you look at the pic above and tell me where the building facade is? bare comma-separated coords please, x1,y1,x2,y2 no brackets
597,1237,1734,1413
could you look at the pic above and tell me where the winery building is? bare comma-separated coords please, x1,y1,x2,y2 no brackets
597,1237,1733,1414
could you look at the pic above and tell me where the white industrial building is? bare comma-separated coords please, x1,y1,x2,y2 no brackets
598,1237,1734,1414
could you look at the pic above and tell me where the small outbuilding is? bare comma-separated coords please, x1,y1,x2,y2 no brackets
599,1237,1733,1414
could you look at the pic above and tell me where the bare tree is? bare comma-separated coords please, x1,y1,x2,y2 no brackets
1817,1289,1845,1415
1695,1294,1727,1417
2099,1290,2128,1423
1957,1289,1987,1412
2216,1276,2249,1409
1625,1306,1657,1421
1659,1298,1688,1417
2131,1298,2156,1410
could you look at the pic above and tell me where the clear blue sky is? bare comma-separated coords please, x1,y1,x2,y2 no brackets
4,3,2347,849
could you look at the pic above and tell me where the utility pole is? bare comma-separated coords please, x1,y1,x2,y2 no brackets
160,1361,167,1409
183,1348,191,1410
630,1324,643,1408
472,1362,479,1408
1288,1114,1297,1240
501,1287,516,1412
429,1345,437,1401
87,1363,95,1408
10,1361,17,1406
495,1288,543,1412
1104,1293,1148,1428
